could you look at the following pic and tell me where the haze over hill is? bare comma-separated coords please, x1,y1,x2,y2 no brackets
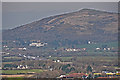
3,9,118,47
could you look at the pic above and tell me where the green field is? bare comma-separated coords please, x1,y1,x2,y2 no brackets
49,57,73,61
76,42,118,49
49,56,117,62
2,69,44,74
4,57,22,59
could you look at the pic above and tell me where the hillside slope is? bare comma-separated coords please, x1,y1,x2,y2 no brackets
3,9,118,47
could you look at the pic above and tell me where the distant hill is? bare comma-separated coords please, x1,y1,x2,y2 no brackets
3,9,118,47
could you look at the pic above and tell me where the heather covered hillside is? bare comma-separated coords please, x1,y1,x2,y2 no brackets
3,9,118,47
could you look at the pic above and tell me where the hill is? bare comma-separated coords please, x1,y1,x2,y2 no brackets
2,9,118,47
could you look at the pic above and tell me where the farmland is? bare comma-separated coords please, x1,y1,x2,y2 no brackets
2,69,44,75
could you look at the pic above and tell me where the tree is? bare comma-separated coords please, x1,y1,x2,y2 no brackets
87,65,92,72
70,67,75,72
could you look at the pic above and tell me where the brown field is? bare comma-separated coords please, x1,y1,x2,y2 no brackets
2,74,34,78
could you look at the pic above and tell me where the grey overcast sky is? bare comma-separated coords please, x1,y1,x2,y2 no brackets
2,2,118,29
